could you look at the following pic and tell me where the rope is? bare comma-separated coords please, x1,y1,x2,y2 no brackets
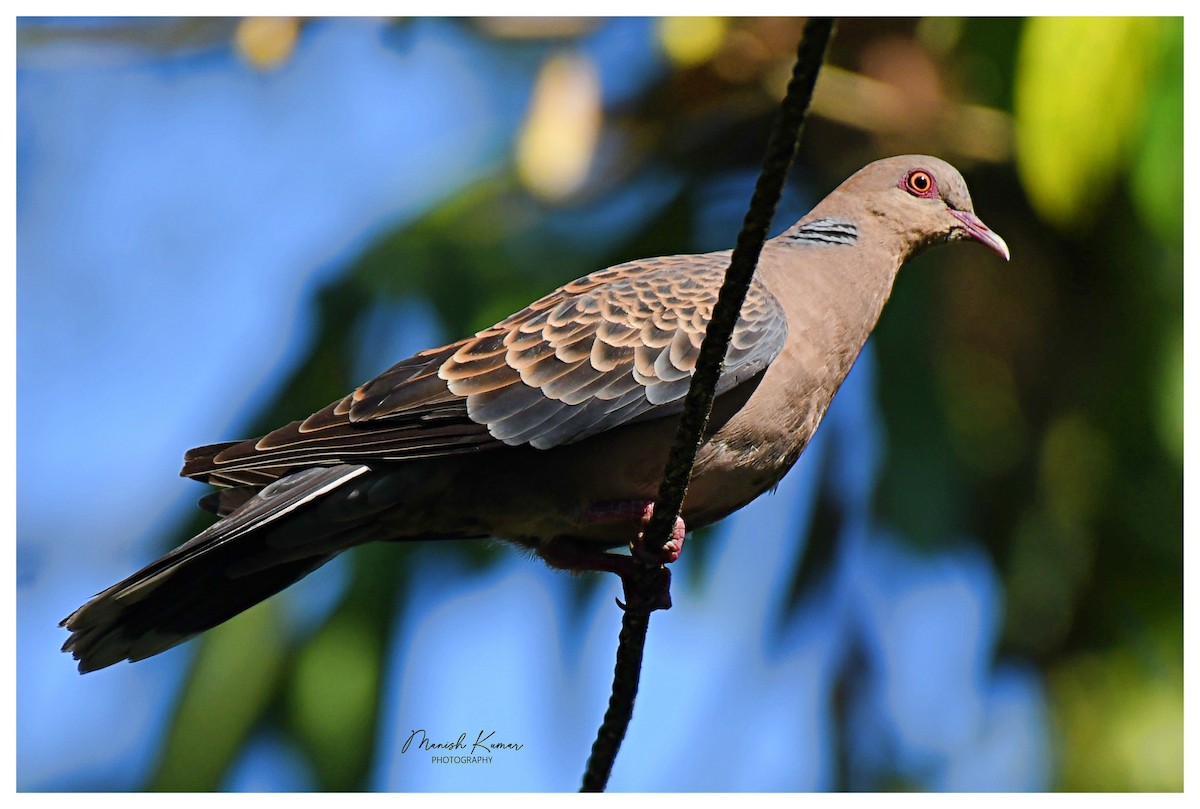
579,17,835,792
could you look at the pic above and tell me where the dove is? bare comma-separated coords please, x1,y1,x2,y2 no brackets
61,155,1009,672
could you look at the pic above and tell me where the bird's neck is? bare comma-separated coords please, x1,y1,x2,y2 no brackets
766,214,906,354
733,228,904,467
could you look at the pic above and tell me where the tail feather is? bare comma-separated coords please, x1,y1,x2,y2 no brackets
61,464,373,673
61,552,335,672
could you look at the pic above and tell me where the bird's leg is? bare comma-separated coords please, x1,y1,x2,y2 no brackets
539,501,686,612
540,542,673,613
583,500,686,565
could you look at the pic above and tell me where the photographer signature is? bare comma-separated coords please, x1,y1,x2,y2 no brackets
401,729,524,755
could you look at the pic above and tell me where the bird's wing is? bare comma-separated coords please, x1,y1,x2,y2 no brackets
183,252,787,484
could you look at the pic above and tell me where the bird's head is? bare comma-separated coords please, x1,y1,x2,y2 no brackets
834,154,1010,262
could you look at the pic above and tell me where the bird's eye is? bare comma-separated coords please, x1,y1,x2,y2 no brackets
903,169,936,197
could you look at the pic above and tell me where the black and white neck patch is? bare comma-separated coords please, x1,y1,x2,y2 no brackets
787,217,858,246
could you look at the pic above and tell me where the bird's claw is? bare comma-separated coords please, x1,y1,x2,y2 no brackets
632,502,686,565
615,564,673,613
546,500,685,613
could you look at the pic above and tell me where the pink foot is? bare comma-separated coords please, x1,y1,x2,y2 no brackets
634,502,686,565
538,501,688,613
584,500,687,565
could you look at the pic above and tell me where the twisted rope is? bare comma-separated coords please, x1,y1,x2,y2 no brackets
579,17,835,792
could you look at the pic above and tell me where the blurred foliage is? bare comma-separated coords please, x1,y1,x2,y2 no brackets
658,17,729,66
24,16,1181,791
1014,18,1178,232
150,600,288,791
1050,632,1183,791
284,544,401,789
234,17,301,70
516,53,602,201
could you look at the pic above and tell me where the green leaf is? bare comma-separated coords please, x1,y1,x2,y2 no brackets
287,611,381,789
1013,18,1167,230
149,601,287,791
1130,17,1183,245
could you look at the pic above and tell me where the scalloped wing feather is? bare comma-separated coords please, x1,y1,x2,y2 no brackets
182,251,787,481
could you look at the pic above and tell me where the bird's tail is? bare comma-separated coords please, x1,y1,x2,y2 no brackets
61,464,372,673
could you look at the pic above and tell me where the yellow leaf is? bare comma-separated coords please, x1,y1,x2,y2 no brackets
516,53,601,202
1013,18,1165,230
235,17,300,71
658,17,728,67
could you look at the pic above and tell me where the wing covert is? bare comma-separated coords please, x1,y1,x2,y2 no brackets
184,251,788,482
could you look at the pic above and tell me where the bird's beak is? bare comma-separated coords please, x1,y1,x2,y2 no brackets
950,210,1010,261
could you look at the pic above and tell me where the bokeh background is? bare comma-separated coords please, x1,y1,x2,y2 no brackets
16,17,1182,791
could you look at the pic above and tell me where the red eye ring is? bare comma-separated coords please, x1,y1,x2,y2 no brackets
902,169,937,198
